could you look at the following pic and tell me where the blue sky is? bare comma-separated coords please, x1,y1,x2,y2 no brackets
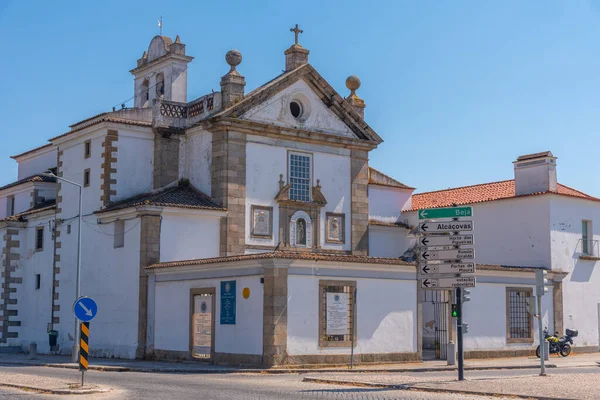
1,1,599,196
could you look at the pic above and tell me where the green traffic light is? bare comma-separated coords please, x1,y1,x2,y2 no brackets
451,304,459,318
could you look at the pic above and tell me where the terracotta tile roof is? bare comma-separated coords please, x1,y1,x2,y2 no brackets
97,182,224,213
368,167,414,190
0,200,56,223
0,174,56,192
146,251,416,269
409,179,600,211
10,143,54,160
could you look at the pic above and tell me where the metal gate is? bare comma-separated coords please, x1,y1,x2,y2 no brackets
422,290,450,360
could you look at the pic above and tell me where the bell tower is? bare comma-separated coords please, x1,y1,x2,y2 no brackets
130,35,194,108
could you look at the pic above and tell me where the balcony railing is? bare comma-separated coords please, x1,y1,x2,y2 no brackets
578,239,599,258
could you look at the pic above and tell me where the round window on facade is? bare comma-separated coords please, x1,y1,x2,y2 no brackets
290,101,303,119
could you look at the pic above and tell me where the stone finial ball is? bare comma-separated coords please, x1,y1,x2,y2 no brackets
346,75,361,91
225,50,242,67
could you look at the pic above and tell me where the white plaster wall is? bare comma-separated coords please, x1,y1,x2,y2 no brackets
0,186,33,217
369,226,411,258
287,275,417,355
12,215,55,352
16,147,57,180
160,213,220,262
245,138,352,251
113,130,154,201
181,130,212,195
462,281,553,351
550,196,600,347
404,196,552,268
55,130,142,357
369,185,412,224
241,80,355,138
152,275,263,355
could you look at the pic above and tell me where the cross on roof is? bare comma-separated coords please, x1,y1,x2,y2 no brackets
290,24,303,46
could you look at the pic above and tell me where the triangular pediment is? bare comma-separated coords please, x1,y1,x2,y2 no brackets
241,80,356,138
213,64,382,143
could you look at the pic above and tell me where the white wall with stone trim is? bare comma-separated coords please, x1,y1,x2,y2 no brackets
151,275,264,356
286,274,417,356
11,214,55,351
160,212,221,262
180,129,212,196
245,138,351,250
112,129,154,202
549,195,600,348
0,185,33,218
461,280,553,351
15,147,57,180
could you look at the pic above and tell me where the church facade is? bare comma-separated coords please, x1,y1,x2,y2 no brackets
1,29,598,365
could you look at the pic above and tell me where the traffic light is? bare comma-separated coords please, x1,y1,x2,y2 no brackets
536,270,551,297
462,289,471,303
451,304,459,318
526,296,537,315
462,323,469,334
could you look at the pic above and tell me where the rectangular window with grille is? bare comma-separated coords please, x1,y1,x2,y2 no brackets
35,226,44,251
506,287,533,343
289,152,311,202
318,280,356,348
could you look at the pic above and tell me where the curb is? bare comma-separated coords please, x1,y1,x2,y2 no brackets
0,359,561,374
302,377,574,400
0,382,110,395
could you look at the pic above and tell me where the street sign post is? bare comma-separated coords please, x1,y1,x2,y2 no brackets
73,297,97,387
420,262,476,275
421,276,476,289
420,221,473,233
418,207,473,220
419,235,473,248
420,248,475,261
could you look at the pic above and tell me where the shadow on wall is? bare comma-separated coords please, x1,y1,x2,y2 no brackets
570,260,594,283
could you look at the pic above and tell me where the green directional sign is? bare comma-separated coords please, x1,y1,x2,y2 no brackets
418,206,473,220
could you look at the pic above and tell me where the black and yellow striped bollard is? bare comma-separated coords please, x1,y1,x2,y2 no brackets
79,322,89,385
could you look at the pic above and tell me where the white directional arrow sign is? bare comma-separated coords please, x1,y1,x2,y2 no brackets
420,262,476,275
421,276,476,289
419,235,474,248
420,221,473,233
79,302,93,317
420,248,475,261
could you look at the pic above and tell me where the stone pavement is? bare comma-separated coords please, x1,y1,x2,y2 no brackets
0,369,110,395
303,368,600,400
0,351,597,373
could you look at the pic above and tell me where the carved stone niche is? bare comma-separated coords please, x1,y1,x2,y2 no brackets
274,174,327,252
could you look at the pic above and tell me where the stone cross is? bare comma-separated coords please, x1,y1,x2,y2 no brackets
290,24,303,45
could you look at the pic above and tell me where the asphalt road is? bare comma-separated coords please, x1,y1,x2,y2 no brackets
0,365,597,400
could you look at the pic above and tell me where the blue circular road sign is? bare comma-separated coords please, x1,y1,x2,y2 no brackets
73,296,98,322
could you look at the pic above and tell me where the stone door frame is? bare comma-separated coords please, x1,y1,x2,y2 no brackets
189,288,216,361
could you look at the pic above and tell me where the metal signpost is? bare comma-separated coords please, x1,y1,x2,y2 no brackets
416,206,475,382
73,297,98,387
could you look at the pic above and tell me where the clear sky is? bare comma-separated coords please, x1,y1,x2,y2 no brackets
1,1,599,196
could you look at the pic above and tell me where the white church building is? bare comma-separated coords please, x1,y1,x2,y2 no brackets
0,29,598,365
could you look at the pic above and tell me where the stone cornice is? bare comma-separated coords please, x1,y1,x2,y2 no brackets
202,118,377,151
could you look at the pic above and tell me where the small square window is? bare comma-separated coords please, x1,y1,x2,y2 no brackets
84,140,91,159
35,274,41,290
114,220,125,248
35,227,44,251
84,169,90,187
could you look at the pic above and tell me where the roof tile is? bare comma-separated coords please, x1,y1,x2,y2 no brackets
0,174,56,192
97,182,224,213
410,179,599,211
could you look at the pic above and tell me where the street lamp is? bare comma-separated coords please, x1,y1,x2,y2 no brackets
43,171,83,362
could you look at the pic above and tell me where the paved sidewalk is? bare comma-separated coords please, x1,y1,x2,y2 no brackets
0,351,597,374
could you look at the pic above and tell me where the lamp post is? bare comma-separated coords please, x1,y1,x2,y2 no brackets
44,172,83,362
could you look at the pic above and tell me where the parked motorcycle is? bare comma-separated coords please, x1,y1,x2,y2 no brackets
536,328,578,358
